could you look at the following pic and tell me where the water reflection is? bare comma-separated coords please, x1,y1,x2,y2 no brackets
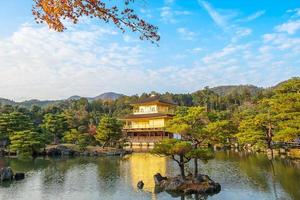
0,152,299,200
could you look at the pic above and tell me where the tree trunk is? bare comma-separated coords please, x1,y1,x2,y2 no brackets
194,158,198,177
267,122,272,149
102,142,107,149
266,122,273,158
179,155,185,179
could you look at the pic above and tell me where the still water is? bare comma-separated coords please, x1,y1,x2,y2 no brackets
0,152,299,200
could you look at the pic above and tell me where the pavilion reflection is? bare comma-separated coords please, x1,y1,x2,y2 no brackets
122,153,168,199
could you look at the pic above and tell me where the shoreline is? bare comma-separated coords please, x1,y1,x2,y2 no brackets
1,145,300,160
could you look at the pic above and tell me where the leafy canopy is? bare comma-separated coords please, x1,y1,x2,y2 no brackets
32,0,160,43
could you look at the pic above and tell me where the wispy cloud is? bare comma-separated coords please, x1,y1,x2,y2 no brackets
287,8,300,18
238,10,266,22
177,28,197,40
275,20,300,35
160,6,191,23
199,1,227,28
198,0,252,42
164,0,175,5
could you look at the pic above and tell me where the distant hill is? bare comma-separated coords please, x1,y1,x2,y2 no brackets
210,85,263,96
67,95,82,100
66,92,124,101
67,92,124,101
0,92,124,109
20,99,60,108
0,98,15,105
93,92,124,101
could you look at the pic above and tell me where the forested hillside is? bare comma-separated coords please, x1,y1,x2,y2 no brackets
210,85,263,96
0,77,299,156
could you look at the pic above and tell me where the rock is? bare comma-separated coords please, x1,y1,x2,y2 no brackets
154,174,221,195
46,147,62,156
92,152,98,156
46,145,76,156
137,181,144,189
195,174,211,183
0,167,14,181
57,145,75,156
154,173,168,186
164,177,184,191
14,173,25,181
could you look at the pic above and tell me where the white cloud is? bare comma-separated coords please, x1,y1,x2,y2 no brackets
192,47,203,52
164,0,175,5
287,8,300,18
238,10,265,22
139,8,153,19
200,1,227,28
177,28,197,40
160,7,176,23
1,20,299,101
231,27,252,42
199,1,252,42
275,20,300,35
160,6,191,23
262,32,300,50
0,24,154,101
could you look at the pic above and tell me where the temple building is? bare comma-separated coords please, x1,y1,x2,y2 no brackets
122,95,177,148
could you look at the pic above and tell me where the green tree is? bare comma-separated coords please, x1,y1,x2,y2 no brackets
236,99,276,150
236,78,300,149
271,78,300,142
95,116,123,148
0,112,34,147
167,106,214,176
204,120,235,145
63,129,81,144
41,113,68,144
152,139,192,178
9,130,45,157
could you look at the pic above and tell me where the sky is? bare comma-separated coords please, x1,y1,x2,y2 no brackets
0,0,300,101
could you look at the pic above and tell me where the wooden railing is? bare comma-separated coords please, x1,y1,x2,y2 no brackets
127,136,169,143
123,126,165,132
123,124,164,129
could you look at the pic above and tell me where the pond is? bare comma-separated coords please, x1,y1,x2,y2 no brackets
0,151,299,200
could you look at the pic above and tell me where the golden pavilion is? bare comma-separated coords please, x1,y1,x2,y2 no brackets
122,95,176,147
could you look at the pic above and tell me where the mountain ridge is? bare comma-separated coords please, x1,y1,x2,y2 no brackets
209,85,263,96
0,92,124,108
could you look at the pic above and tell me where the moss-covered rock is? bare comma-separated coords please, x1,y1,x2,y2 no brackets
154,173,221,195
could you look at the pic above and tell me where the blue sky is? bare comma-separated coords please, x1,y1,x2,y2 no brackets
0,0,300,101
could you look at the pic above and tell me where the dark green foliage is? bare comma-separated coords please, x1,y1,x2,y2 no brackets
95,116,123,147
236,77,300,149
10,130,45,157
41,113,68,144
152,139,214,177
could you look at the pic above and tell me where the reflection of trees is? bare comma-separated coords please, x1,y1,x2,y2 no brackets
0,153,299,200
273,159,300,200
219,151,300,200
4,157,50,172
236,153,271,191
96,156,120,193
41,158,76,190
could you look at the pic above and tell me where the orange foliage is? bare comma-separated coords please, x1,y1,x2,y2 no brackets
32,0,160,43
